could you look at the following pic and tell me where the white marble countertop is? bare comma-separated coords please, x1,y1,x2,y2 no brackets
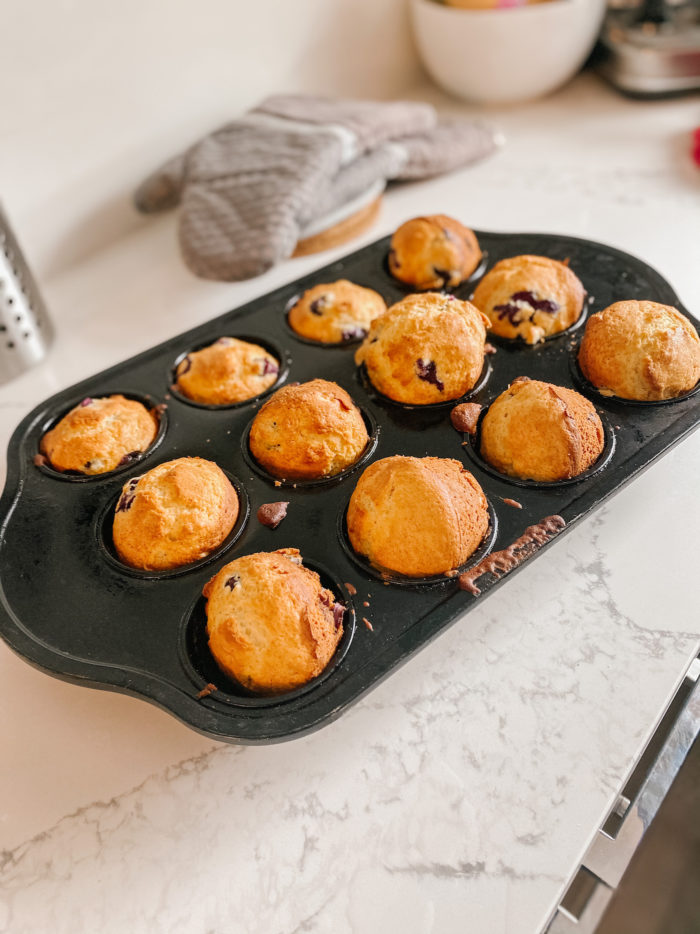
0,73,699,934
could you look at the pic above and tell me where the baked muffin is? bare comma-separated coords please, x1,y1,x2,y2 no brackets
347,455,489,577
287,280,386,344
249,379,368,480
472,255,585,344
480,378,604,482
203,548,344,694
355,292,488,405
174,337,279,405
578,300,700,401
389,215,482,290
40,395,159,475
113,457,238,570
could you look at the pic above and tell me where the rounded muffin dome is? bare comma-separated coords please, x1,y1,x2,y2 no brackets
174,337,279,405
472,254,585,345
355,292,488,405
249,379,369,481
287,279,386,344
112,457,238,570
389,214,482,290
578,300,700,401
480,378,604,482
40,394,158,475
347,455,489,577
203,548,344,694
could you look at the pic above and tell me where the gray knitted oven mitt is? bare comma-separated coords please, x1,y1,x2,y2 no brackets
135,96,498,281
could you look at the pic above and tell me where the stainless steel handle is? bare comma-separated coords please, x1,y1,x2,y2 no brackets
544,655,700,933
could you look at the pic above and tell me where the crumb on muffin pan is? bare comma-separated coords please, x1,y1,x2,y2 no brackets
1,228,698,742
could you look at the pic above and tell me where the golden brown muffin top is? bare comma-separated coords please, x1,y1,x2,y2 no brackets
287,279,387,344
472,254,585,345
174,337,279,405
389,214,482,290
203,548,344,694
578,300,700,401
480,377,604,482
112,456,238,570
40,394,159,475
355,292,488,405
249,379,368,481
347,455,489,577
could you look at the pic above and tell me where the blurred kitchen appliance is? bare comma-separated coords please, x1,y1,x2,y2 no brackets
596,0,700,95
0,204,53,385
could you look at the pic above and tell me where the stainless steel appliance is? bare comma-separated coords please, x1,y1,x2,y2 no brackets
596,0,700,96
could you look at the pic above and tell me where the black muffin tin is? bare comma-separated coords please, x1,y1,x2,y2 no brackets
0,231,698,744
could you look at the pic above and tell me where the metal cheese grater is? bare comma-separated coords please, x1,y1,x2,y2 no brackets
0,203,53,385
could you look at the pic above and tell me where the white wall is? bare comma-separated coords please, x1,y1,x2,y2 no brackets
1,0,419,277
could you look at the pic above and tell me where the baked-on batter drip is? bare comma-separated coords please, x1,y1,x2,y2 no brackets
459,515,565,595
450,402,482,434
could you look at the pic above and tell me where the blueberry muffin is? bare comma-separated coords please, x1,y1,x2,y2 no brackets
203,548,344,694
113,457,238,570
480,378,604,482
287,280,386,344
389,215,482,290
472,255,585,345
578,300,700,401
174,337,279,405
355,292,488,405
249,379,368,480
347,455,489,577
40,395,159,475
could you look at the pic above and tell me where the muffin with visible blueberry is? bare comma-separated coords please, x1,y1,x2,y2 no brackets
355,292,488,405
287,280,386,344
480,378,604,482
347,456,489,577
472,255,585,345
249,379,368,480
113,457,238,570
39,395,158,475
388,215,482,290
174,337,279,405
203,548,344,694
578,300,700,401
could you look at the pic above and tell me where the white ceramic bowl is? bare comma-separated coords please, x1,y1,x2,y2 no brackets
410,0,606,104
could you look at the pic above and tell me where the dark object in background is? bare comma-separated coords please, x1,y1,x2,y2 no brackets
596,0,700,97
